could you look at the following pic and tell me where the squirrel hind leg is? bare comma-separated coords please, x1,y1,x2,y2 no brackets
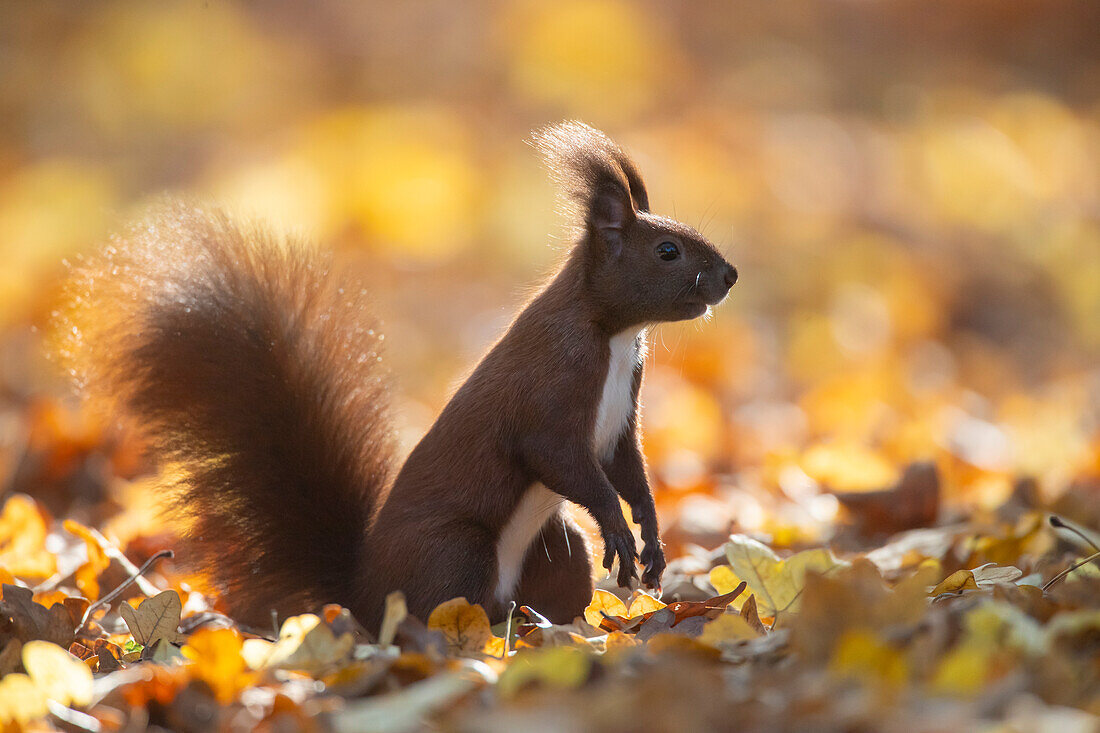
512,511,593,625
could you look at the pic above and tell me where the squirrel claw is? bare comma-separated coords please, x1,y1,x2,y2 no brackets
639,544,666,589
601,530,639,589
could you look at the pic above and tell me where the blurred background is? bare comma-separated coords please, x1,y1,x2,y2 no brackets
1,1,1099,559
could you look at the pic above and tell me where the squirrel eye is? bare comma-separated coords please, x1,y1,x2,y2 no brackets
656,242,680,261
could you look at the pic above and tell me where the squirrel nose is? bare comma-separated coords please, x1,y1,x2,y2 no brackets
723,264,738,289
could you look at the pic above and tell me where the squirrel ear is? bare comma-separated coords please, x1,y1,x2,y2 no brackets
589,182,633,258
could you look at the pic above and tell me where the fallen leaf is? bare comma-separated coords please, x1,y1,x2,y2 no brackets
0,495,56,579
0,584,75,646
832,461,940,536
0,673,47,725
636,608,675,641
583,589,628,628
931,564,1023,596
182,628,254,704
721,536,845,617
496,646,591,698
626,590,666,617
427,598,495,655
0,640,20,676
22,640,94,707
119,590,185,646
931,569,980,595
334,670,482,732
697,613,759,646
828,629,908,688
739,594,768,636
260,613,355,672
63,519,112,601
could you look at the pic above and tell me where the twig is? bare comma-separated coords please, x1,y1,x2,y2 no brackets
1042,549,1100,592
1049,515,1100,553
78,549,174,631
86,526,163,597
502,601,517,659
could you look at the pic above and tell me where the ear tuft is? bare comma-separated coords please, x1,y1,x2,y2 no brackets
531,121,650,241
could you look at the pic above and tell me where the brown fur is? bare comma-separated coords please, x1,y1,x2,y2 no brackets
59,123,736,631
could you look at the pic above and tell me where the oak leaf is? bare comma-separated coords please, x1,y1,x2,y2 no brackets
0,584,75,646
119,590,185,647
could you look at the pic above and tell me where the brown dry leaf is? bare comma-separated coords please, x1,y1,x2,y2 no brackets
739,594,768,635
0,584,75,646
662,583,748,627
0,640,21,675
427,597,496,654
119,589,185,646
832,461,940,536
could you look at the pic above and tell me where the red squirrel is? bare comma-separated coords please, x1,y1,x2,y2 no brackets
60,122,737,632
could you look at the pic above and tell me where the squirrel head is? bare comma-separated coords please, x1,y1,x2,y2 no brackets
534,121,737,332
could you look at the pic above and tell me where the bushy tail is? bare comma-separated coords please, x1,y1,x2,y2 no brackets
57,203,393,625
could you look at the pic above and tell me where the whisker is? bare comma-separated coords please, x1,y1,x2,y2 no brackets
562,515,571,559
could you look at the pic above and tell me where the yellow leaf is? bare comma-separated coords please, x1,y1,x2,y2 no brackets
63,520,111,601
828,629,908,688
496,646,591,699
930,570,979,596
709,565,741,596
722,535,846,617
427,598,494,654
698,613,759,648
260,614,354,672
21,640,93,707
119,590,185,646
0,673,47,724
482,636,507,658
0,494,56,579
240,639,275,671
931,642,994,696
583,589,629,628
603,631,639,651
183,628,253,704
626,590,665,617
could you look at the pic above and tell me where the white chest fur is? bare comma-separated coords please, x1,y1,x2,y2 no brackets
494,329,645,603
593,329,645,460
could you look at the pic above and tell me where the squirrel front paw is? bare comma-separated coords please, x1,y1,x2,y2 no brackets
601,527,639,588
639,537,666,590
